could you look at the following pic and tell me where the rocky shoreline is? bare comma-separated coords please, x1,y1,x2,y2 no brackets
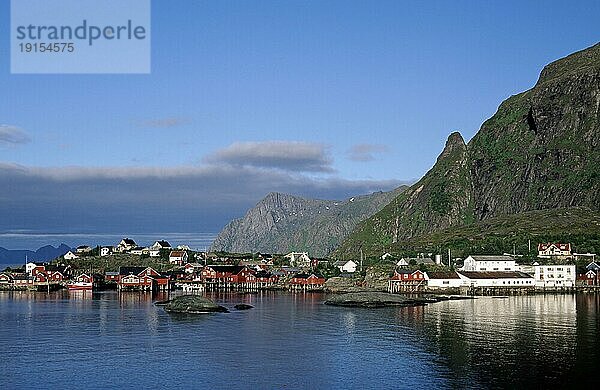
324,291,473,308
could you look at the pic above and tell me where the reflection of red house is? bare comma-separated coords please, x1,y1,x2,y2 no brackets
289,273,326,286
117,267,170,291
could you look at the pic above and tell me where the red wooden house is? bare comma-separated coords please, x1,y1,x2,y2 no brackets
389,269,426,293
117,266,170,291
577,270,598,286
289,273,326,286
202,265,252,283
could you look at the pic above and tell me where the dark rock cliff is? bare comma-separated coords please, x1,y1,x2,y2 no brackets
335,43,600,257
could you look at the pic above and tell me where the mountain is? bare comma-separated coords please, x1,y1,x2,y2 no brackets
335,43,600,258
0,244,72,266
211,188,406,257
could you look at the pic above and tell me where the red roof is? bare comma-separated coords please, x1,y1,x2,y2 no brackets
537,243,571,251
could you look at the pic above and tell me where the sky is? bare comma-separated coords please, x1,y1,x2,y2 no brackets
1,0,599,248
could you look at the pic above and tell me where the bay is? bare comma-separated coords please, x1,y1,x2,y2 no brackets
1,291,598,389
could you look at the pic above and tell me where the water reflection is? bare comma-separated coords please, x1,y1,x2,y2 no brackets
1,291,599,389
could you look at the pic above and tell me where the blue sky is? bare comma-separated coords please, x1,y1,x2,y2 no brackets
1,0,599,247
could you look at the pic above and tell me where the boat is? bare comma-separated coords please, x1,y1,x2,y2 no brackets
67,273,95,291
67,281,93,290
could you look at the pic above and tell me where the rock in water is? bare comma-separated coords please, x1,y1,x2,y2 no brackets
234,304,254,310
324,292,434,308
164,295,228,313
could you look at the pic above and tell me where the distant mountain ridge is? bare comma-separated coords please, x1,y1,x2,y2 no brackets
211,188,406,257
0,244,71,265
334,43,600,258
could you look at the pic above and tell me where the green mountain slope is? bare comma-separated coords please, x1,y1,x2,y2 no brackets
335,43,600,258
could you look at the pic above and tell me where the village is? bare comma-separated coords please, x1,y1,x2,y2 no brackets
0,238,598,296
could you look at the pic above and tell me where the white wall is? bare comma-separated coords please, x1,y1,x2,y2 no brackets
534,265,575,287
462,256,516,271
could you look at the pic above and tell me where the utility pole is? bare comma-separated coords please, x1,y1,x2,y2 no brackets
448,248,451,267
360,248,364,272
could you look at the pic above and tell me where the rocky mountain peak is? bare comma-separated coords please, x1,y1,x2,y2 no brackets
436,131,466,163
537,42,600,85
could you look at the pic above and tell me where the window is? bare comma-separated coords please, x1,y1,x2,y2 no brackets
493,268,499,271
443,281,449,285
480,268,487,271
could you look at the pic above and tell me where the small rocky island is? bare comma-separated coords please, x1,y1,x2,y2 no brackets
324,292,469,308
163,295,229,314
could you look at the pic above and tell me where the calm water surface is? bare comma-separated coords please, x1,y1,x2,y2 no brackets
1,291,599,389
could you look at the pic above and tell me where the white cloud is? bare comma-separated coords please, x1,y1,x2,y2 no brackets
204,140,334,173
0,125,31,145
347,143,390,162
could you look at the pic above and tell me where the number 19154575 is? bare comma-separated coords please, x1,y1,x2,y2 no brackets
19,42,75,53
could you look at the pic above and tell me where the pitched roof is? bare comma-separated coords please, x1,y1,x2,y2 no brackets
333,260,355,266
292,273,324,279
401,257,435,264
469,255,515,262
206,265,246,275
155,240,172,247
458,271,532,279
586,262,600,271
538,243,571,251
121,238,136,245
170,250,187,257
119,266,147,276
427,271,460,280
255,270,275,278
45,265,68,273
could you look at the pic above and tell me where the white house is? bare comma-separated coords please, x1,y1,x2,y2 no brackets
25,262,42,274
116,238,137,253
63,251,79,260
333,260,358,273
460,255,516,272
425,271,464,288
457,271,535,288
534,264,576,288
150,240,172,251
100,247,112,257
169,250,188,265
285,252,312,268
397,257,436,267
184,262,203,274
75,245,92,254
396,258,409,266
129,247,145,255
381,252,393,260
538,243,572,259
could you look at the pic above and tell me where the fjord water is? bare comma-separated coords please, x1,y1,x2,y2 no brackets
1,292,598,389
